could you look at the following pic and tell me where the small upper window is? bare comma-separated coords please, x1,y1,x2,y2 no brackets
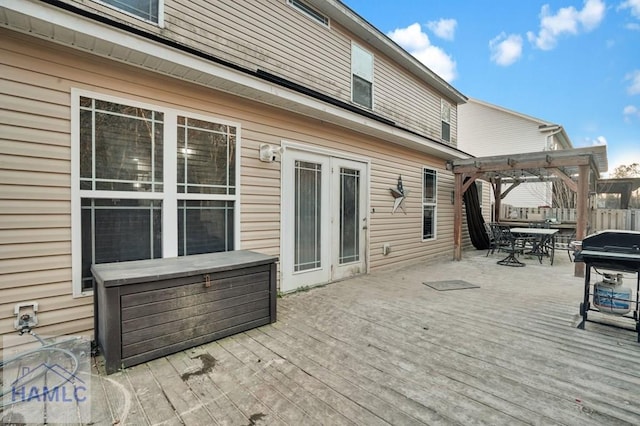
288,0,329,26
441,100,451,142
98,0,161,24
352,43,373,109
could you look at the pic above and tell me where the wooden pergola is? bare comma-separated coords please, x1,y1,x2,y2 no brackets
450,145,607,276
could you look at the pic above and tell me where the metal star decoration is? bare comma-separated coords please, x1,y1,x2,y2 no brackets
389,175,409,214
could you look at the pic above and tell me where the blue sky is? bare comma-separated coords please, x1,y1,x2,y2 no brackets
342,0,640,176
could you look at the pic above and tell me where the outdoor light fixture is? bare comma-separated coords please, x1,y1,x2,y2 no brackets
259,144,283,162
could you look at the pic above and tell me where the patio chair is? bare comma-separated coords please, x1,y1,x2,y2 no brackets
495,225,525,267
488,223,511,255
561,231,580,261
484,222,497,256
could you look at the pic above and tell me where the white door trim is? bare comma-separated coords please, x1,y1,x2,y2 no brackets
281,140,371,165
279,142,371,293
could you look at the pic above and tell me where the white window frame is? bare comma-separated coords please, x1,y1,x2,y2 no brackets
70,89,241,296
287,0,329,27
422,167,437,241
94,0,165,27
441,99,451,143
351,42,374,109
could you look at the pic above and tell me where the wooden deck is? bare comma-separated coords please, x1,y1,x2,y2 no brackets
6,250,640,425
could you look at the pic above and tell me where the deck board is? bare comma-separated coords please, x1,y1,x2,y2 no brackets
46,251,640,425
226,333,357,425
166,349,250,425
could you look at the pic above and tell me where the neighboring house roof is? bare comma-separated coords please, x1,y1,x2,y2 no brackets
1,0,471,161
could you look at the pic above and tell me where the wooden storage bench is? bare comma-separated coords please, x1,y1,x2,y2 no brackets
91,250,278,374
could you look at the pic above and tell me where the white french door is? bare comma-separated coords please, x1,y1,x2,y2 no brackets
281,149,368,293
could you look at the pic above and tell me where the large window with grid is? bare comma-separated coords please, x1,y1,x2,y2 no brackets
422,168,437,240
73,92,238,295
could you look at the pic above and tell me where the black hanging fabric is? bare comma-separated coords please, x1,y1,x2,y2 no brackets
462,177,491,250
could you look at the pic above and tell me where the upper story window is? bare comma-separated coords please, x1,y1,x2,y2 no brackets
441,100,451,143
422,168,437,240
288,0,329,26
352,43,373,109
97,0,162,24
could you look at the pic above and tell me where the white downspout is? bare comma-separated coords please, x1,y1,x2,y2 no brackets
544,127,563,151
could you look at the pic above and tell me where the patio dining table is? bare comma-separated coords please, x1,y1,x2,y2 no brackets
511,227,559,265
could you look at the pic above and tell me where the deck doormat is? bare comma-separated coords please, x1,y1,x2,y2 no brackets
423,280,480,291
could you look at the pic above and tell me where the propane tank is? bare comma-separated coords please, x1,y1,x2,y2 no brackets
593,273,631,315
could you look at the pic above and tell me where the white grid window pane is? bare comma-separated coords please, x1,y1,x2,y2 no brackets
81,199,162,291
339,168,360,264
423,168,437,240
177,117,235,195
178,200,234,256
294,161,322,272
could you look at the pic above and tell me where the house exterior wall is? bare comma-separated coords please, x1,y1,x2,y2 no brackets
0,29,463,341
458,99,554,208
57,0,457,146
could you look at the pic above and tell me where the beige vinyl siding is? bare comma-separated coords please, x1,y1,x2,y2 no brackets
0,30,80,337
0,29,462,341
60,0,456,144
373,51,448,143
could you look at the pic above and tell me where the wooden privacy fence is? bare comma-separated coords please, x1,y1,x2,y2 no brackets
500,205,640,232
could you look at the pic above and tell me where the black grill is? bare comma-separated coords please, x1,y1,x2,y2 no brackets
575,230,640,342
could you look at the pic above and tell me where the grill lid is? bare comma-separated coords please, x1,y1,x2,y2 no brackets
574,230,640,271
580,230,640,253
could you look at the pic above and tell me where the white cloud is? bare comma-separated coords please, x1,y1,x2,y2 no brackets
388,23,457,82
581,135,608,146
527,0,606,50
626,70,640,95
626,22,640,30
619,0,640,19
580,0,607,29
489,33,523,66
427,18,457,41
593,135,608,145
623,104,640,122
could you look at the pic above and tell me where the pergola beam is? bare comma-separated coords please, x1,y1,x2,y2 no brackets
548,167,578,193
453,155,591,174
499,180,521,199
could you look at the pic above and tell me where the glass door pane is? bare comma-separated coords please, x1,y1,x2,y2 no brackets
294,161,322,272
339,168,360,264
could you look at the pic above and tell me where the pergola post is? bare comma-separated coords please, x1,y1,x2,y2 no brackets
453,172,463,260
493,177,502,222
575,164,590,277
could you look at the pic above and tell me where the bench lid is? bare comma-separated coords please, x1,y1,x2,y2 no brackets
91,250,278,287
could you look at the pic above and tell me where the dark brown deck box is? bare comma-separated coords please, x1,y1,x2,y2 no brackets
91,250,278,374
